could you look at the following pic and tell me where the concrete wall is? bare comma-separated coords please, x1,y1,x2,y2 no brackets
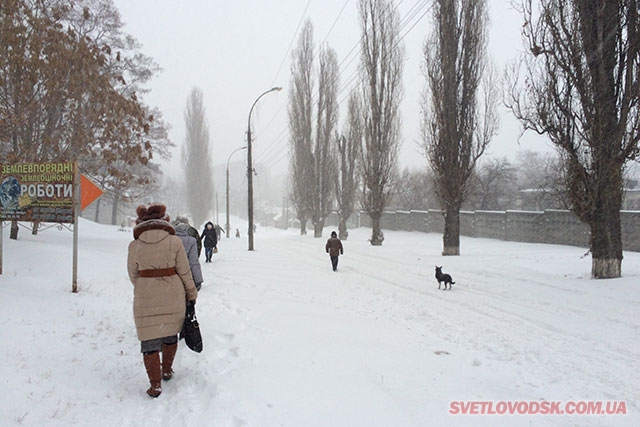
346,208,640,252
474,211,506,241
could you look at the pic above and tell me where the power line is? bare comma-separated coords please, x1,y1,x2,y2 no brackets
260,0,432,174
256,0,354,164
248,0,312,165
270,0,312,88
248,0,311,146
321,0,350,45
257,0,432,174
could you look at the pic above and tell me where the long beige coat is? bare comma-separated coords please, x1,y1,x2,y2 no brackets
127,224,198,341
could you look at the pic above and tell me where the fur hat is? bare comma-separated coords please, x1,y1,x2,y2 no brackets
135,203,170,224
174,215,190,225
132,203,175,240
331,231,337,238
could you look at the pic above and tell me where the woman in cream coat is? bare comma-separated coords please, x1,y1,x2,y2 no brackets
127,203,198,397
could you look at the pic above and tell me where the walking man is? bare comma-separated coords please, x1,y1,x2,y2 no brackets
325,231,344,272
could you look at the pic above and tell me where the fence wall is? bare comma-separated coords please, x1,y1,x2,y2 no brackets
329,209,640,252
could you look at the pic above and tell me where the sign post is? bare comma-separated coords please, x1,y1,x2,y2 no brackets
74,172,103,293
73,163,79,293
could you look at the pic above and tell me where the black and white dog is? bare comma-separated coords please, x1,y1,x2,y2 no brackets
435,266,455,290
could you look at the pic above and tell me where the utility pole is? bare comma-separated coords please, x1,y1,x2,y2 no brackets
226,146,246,238
285,198,288,230
246,87,282,251
282,197,286,229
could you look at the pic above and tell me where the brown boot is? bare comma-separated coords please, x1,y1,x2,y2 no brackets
143,352,162,397
161,343,178,381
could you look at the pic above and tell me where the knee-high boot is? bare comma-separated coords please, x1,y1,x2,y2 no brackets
143,352,162,397
161,343,178,381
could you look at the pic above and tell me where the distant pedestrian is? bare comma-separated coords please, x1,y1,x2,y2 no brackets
173,218,204,291
214,224,225,241
201,221,218,262
235,228,240,238
174,215,202,257
127,203,198,398
325,230,344,272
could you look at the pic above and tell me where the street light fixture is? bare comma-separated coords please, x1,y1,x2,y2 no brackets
247,86,282,251
226,146,247,239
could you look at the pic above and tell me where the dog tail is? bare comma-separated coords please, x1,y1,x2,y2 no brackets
451,282,455,285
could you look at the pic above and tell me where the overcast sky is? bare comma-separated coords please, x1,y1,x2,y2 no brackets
112,0,553,181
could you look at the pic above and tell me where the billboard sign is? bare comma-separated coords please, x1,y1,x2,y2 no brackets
0,162,75,223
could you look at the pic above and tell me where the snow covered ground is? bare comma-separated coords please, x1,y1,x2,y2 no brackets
1,217,638,427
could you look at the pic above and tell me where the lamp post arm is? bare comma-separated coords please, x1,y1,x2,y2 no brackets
248,87,282,133
226,146,247,238
246,86,281,251
227,146,248,171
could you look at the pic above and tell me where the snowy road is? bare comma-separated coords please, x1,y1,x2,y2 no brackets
1,220,638,426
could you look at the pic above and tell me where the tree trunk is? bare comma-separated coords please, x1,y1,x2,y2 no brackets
442,207,460,255
589,194,623,279
338,218,348,240
370,213,383,246
592,257,621,279
10,220,19,240
313,219,324,238
94,198,101,222
299,217,307,235
111,194,119,225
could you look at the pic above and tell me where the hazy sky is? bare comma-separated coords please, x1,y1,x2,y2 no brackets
112,0,553,181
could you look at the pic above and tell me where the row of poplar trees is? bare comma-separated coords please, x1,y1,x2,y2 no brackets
287,0,640,280
1,0,172,233
288,0,404,246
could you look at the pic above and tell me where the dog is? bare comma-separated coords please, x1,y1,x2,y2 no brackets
435,266,455,290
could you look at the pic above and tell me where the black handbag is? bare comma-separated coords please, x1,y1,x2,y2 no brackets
180,301,203,353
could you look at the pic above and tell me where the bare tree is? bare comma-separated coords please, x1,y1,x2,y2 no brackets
358,0,405,246
506,0,640,278
515,150,568,210
288,20,314,235
0,0,158,163
311,42,339,237
422,0,498,255
391,168,437,211
182,87,214,227
465,157,518,211
1,0,165,238
333,91,362,240
287,171,309,235
66,1,173,222
288,20,339,237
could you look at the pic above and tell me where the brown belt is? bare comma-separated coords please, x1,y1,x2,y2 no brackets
138,267,177,278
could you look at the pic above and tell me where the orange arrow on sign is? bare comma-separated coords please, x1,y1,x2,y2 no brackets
80,174,104,210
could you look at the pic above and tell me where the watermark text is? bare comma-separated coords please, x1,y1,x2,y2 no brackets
449,400,627,416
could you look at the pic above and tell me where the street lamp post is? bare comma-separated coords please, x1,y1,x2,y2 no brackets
247,86,282,251
226,146,247,239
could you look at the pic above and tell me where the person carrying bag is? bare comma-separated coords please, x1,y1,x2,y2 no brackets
127,203,198,398
180,301,203,353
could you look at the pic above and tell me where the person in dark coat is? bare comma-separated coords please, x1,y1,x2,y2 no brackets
325,230,344,272
201,221,218,262
173,218,204,291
